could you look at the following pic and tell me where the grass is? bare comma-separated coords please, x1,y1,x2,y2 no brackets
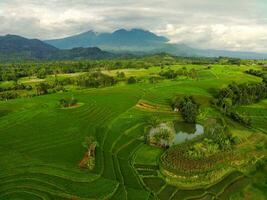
0,64,266,199
134,144,163,165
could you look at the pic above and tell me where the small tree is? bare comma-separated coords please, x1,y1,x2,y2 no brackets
172,96,199,123
146,115,160,128
116,71,126,79
82,136,98,170
221,98,232,112
36,82,49,95
59,97,78,108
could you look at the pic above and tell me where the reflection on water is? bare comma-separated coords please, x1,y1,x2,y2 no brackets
173,121,204,144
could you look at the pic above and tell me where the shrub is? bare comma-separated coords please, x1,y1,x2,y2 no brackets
0,91,18,101
159,69,177,79
127,76,137,84
59,97,78,108
116,71,126,79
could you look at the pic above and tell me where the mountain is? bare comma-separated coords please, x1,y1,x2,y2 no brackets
1,31,267,61
45,29,267,59
0,35,117,61
0,34,58,59
45,29,169,51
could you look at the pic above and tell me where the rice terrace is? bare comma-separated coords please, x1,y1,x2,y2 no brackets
0,1,267,200
0,57,266,200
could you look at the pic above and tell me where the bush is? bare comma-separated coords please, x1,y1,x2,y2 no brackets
59,97,78,108
229,111,251,126
127,76,137,84
245,69,264,77
36,82,50,95
0,91,18,101
116,71,126,79
149,76,162,84
159,69,177,79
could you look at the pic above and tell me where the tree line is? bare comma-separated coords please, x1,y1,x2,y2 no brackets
214,80,267,125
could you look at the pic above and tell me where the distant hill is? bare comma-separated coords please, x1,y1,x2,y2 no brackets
45,29,267,59
0,34,58,59
50,47,115,60
0,35,116,61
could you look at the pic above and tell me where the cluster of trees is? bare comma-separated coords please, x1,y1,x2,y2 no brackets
159,68,198,79
0,82,32,92
215,82,267,106
0,78,67,101
172,96,200,123
205,120,238,149
75,72,116,88
127,76,137,84
149,76,162,84
0,56,173,81
245,69,264,78
59,97,78,108
0,91,18,101
217,57,242,65
214,81,267,125
36,81,65,96
152,129,173,148
116,71,126,80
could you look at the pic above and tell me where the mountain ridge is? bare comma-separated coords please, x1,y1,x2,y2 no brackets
45,28,169,50
0,35,117,61
1,29,267,60
44,29,267,59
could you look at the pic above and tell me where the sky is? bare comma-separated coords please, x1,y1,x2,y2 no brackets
1,0,267,52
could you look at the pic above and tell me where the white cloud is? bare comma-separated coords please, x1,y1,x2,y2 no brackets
157,24,267,52
0,0,267,52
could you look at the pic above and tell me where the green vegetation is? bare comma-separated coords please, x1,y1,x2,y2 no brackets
172,96,200,123
0,55,266,199
59,97,78,108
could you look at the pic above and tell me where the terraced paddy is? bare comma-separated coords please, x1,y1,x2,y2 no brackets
0,64,266,199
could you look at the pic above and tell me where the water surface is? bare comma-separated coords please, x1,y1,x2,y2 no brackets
173,121,204,144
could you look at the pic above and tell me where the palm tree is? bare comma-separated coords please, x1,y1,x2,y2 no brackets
83,136,98,157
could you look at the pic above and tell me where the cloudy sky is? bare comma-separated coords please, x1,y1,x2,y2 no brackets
1,0,267,52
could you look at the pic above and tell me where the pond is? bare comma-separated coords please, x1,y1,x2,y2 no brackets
173,121,204,144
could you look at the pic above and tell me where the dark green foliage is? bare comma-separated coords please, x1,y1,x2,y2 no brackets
159,69,178,79
229,111,251,126
59,97,78,108
116,71,126,80
0,91,18,101
216,82,267,106
76,72,116,88
205,122,237,151
36,68,47,79
214,82,267,125
149,76,162,84
0,83,27,92
172,96,199,123
36,82,50,95
245,69,264,77
127,76,137,84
